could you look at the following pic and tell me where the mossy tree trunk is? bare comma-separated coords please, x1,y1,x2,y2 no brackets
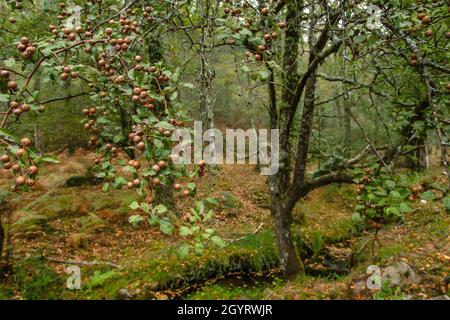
266,0,353,279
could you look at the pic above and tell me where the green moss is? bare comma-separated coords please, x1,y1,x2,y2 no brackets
0,257,63,300
23,192,85,218
12,211,49,234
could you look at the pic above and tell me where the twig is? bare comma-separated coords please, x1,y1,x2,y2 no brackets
223,223,264,245
45,256,120,268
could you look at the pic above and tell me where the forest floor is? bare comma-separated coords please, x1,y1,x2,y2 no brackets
0,151,448,300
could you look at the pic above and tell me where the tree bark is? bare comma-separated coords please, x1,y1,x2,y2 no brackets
271,200,304,278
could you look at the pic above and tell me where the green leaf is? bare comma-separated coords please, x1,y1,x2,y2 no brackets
181,82,194,89
0,128,18,143
160,219,174,236
179,226,193,237
102,183,110,192
0,94,10,102
4,58,15,68
211,235,226,248
443,196,450,212
258,69,271,82
419,191,436,201
177,245,190,259
187,182,196,191
154,204,168,214
87,271,118,289
129,201,140,210
128,215,144,227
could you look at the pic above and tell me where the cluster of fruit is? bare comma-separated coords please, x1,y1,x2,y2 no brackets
416,9,450,38
223,1,286,63
408,184,425,202
1,138,38,190
59,66,79,81
356,167,373,194
16,37,36,60
81,107,105,149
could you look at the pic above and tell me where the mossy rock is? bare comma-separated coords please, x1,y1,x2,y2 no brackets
219,191,243,209
23,192,89,218
90,190,139,215
65,175,103,187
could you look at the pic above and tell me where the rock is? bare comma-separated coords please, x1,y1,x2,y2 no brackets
116,288,133,300
429,295,450,300
65,175,103,187
220,191,243,209
382,262,421,288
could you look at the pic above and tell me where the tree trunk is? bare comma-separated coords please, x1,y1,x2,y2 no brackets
154,174,174,209
416,138,429,170
0,215,4,260
271,200,304,278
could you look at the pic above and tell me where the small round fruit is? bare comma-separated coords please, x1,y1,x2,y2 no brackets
152,164,160,172
261,7,269,16
152,178,161,185
26,179,35,187
16,148,26,157
421,16,431,24
278,21,286,29
183,190,190,197
20,37,29,45
132,178,141,186
0,154,10,163
60,73,69,81
136,142,145,151
157,160,166,168
416,12,426,20
132,160,141,169
0,70,10,78
28,165,38,175
174,183,181,191
15,176,26,186
7,80,17,90
425,29,433,37
21,137,32,147
199,160,206,167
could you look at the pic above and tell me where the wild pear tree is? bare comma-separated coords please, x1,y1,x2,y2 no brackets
0,0,225,261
